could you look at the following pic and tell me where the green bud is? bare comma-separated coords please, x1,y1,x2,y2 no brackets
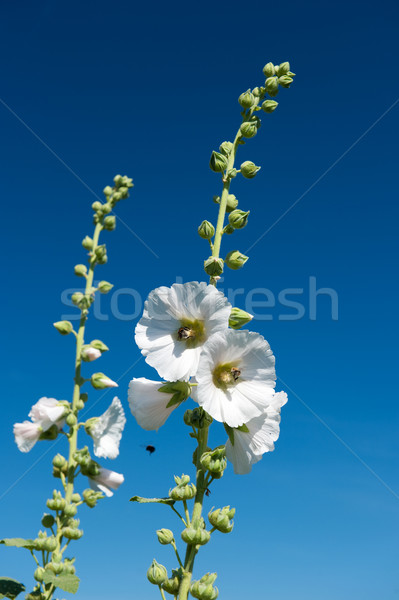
213,193,238,213
240,161,261,179
46,561,64,575
229,307,253,329
39,424,59,442
279,61,290,75
265,76,279,96
225,250,249,270
200,446,227,474
62,527,83,540
191,573,219,600
66,413,77,427
53,320,73,335
156,528,174,545
209,151,228,173
41,513,55,528
263,62,275,77
181,526,211,546
103,215,116,231
278,75,294,88
208,506,234,533
262,99,278,113
71,493,81,503
198,220,215,240
34,567,46,583
162,569,182,595
74,264,87,277
226,168,237,179
252,86,261,97
64,503,78,517
147,559,168,585
103,185,113,197
92,201,103,212
71,292,84,307
223,224,235,235
113,174,123,186
240,122,257,139
52,454,67,470
91,372,118,389
190,407,213,429
219,141,234,156
42,536,57,552
158,381,191,407
238,89,255,109
82,235,93,250
204,257,224,277
83,488,99,508
90,339,109,352
169,474,196,501
95,244,107,259
228,210,250,230
98,280,113,294
46,496,66,511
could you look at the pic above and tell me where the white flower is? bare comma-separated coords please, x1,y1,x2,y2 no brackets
128,378,183,431
82,347,102,362
13,421,42,453
135,282,231,381
194,329,276,427
91,397,126,459
29,397,65,430
225,391,288,474
89,467,124,497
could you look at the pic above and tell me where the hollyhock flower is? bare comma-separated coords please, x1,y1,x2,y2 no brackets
13,421,42,453
128,378,190,431
225,391,288,474
29,397,65,430
135,282,231,381
88,467,124,497
89,397,126,459
194,329,276,427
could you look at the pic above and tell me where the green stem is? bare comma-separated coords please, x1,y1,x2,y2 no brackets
178,426,209,600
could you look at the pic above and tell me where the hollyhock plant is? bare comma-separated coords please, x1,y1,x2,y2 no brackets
129,61,295,600
4,175,133,599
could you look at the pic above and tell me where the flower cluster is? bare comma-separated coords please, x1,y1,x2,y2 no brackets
129,281,287,474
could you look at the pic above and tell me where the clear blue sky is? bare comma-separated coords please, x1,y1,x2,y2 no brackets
1,0,398,598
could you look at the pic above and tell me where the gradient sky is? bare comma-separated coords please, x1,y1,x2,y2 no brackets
1,0,399,598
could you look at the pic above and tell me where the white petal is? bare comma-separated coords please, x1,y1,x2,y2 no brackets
92,397,126,459
13,421,41,453
29,397,65,430
128,378,180,431
89,467,124,497
99,377,118,388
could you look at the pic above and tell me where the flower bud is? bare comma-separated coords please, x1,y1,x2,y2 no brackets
228,210,249,230
200,446,227,474
198,221,215,240
66,413,77,427
209,151,228,173
42,536,57,552
103,185,113,197
103,215,116,231
90,339,109,352
98,280,113,294
204,257,224,277
278,75,294,88
208,506,234,533
162,569,182,595
229,307,253,329
71,493,81,503
219,141,234,157
223,224,235,235
181,527,211,546
147,559,168,585
225,250,249,270
64,503,78,517
46,561,64,575
279,61,290,75
265,76,279,96
62,527,83,540
156,528,174,545
158,381,191,406
191,574,219,600
238,90,255,109
240,161,261,179
74,264,87,277
190,407,213,429
83,488,99,508
263,62,275,77
252,86,261,97
213,193,238,213
41,513,55,528
34,567,46,582
169,474,196,501
91,373,118,389
53,321,73,335
81,346,102,362
240,123,257,139
52,454,67,470
82,236,93,250
71,292,84,307
262,99,278,113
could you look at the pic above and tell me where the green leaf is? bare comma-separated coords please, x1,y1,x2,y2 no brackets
42,572,80,594
0,538,36,550
130,496,175,505
0,577,26,598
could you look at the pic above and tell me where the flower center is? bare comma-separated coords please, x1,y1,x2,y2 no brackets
213,363,241,389
176,319,206,348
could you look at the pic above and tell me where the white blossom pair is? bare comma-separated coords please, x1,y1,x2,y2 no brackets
129,282,287,474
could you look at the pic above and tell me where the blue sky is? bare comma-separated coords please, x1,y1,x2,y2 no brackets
1,0,398,598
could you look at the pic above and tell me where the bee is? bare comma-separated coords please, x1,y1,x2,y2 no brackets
230,367,241,381
177,326,194,340
140,444,156,455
